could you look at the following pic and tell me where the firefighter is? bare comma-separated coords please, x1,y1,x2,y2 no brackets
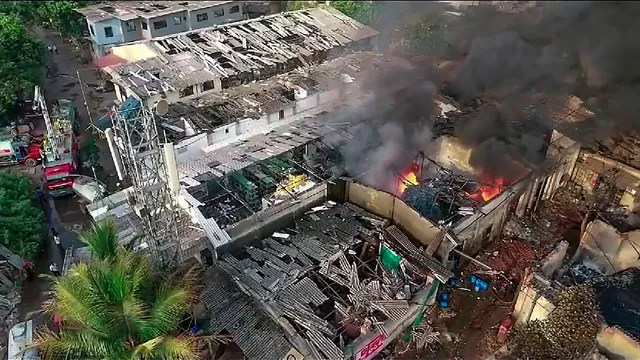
52,228,63,256
22,261,34,282
49,262,61,277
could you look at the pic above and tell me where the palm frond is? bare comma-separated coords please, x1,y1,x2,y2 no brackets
132,336,201,360
36,223,205,360
49,264,112,335
29,326,121,360
138,287,191,342
164,264,204,302
80,221,119,260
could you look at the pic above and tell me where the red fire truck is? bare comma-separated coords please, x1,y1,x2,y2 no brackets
35,86,80,197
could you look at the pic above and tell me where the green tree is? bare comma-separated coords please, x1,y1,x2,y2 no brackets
0,14,45,119
0,1,95,37
35,1,93,38
0,170,45,260
404,13,453,56
82,137,100,168
332,1,378,25
286,1,319,11
31,222,218,359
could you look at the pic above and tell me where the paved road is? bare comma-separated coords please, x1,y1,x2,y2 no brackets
19,196,89,325
18,27,104,327
32,26,118,185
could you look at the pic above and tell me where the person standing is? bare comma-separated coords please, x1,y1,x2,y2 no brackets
36,188,45,208
49,262,61,277
52,45,58,54
52,228,63,256
22,261,34,282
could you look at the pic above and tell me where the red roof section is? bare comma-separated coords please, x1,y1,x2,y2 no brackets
94,53,126,69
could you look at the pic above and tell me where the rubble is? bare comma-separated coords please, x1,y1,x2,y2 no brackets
0,245,24,349
202,201,447,360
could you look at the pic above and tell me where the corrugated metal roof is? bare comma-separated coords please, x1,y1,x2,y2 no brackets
385,225,453,282
202,267,293,360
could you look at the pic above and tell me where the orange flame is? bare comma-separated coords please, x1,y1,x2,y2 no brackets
398,171,419,194
470,178,505,202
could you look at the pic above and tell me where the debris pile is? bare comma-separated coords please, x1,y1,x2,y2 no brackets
204,201,449,360
0,246,24,332
514,285,601,360
567,266,640,340
485,240,539,281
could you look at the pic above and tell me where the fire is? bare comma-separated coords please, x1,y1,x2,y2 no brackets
470,178,505,202
398,171,419,194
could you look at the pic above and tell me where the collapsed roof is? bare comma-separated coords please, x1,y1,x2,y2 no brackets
200,202,449,360
103,7,378,98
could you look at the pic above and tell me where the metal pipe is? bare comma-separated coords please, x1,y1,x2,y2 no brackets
452,248,492,270
76,70,94,127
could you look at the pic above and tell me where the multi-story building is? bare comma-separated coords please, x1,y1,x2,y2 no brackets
92,7,378,152
76,1,253,57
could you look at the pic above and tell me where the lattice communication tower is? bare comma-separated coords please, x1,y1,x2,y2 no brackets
109,98,180,268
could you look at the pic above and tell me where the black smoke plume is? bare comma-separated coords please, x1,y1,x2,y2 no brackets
331,1,640,190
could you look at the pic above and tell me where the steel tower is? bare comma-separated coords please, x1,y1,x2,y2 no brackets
109,98,180,268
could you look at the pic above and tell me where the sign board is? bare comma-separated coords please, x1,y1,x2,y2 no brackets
355,333,388,360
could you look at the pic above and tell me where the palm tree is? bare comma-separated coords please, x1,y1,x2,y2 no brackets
30,222,213,360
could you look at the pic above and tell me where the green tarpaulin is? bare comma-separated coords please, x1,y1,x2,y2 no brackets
380,244,403,273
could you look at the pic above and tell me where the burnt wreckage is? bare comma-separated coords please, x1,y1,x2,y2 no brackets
200,202,451,360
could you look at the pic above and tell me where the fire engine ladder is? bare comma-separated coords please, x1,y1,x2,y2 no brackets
62,246,74,275
34,85,60,159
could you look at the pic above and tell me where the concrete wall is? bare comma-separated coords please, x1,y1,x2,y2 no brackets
223,183,328,251
598,326,640,360
345,182,442,247
189,3,245,30
454,178,524,255
88,18,126,46
121,19,143,43
148,10,190,38
515,130,581,218
513,269,556,325
571,220,640,275
219,180,444,257
174,133,209,163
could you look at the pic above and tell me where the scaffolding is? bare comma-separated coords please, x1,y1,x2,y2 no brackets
109,97,180,268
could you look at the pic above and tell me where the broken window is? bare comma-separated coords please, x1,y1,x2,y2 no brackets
153,20,167,30
104,26,114,38
196,12,209,22
230,5,240,14
482,225,493,244
141,21,148,30
202,80,215,91
125,21,136,32
173,17,182,25
213,9,225,18
179,86,194,97
279,110,285,120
